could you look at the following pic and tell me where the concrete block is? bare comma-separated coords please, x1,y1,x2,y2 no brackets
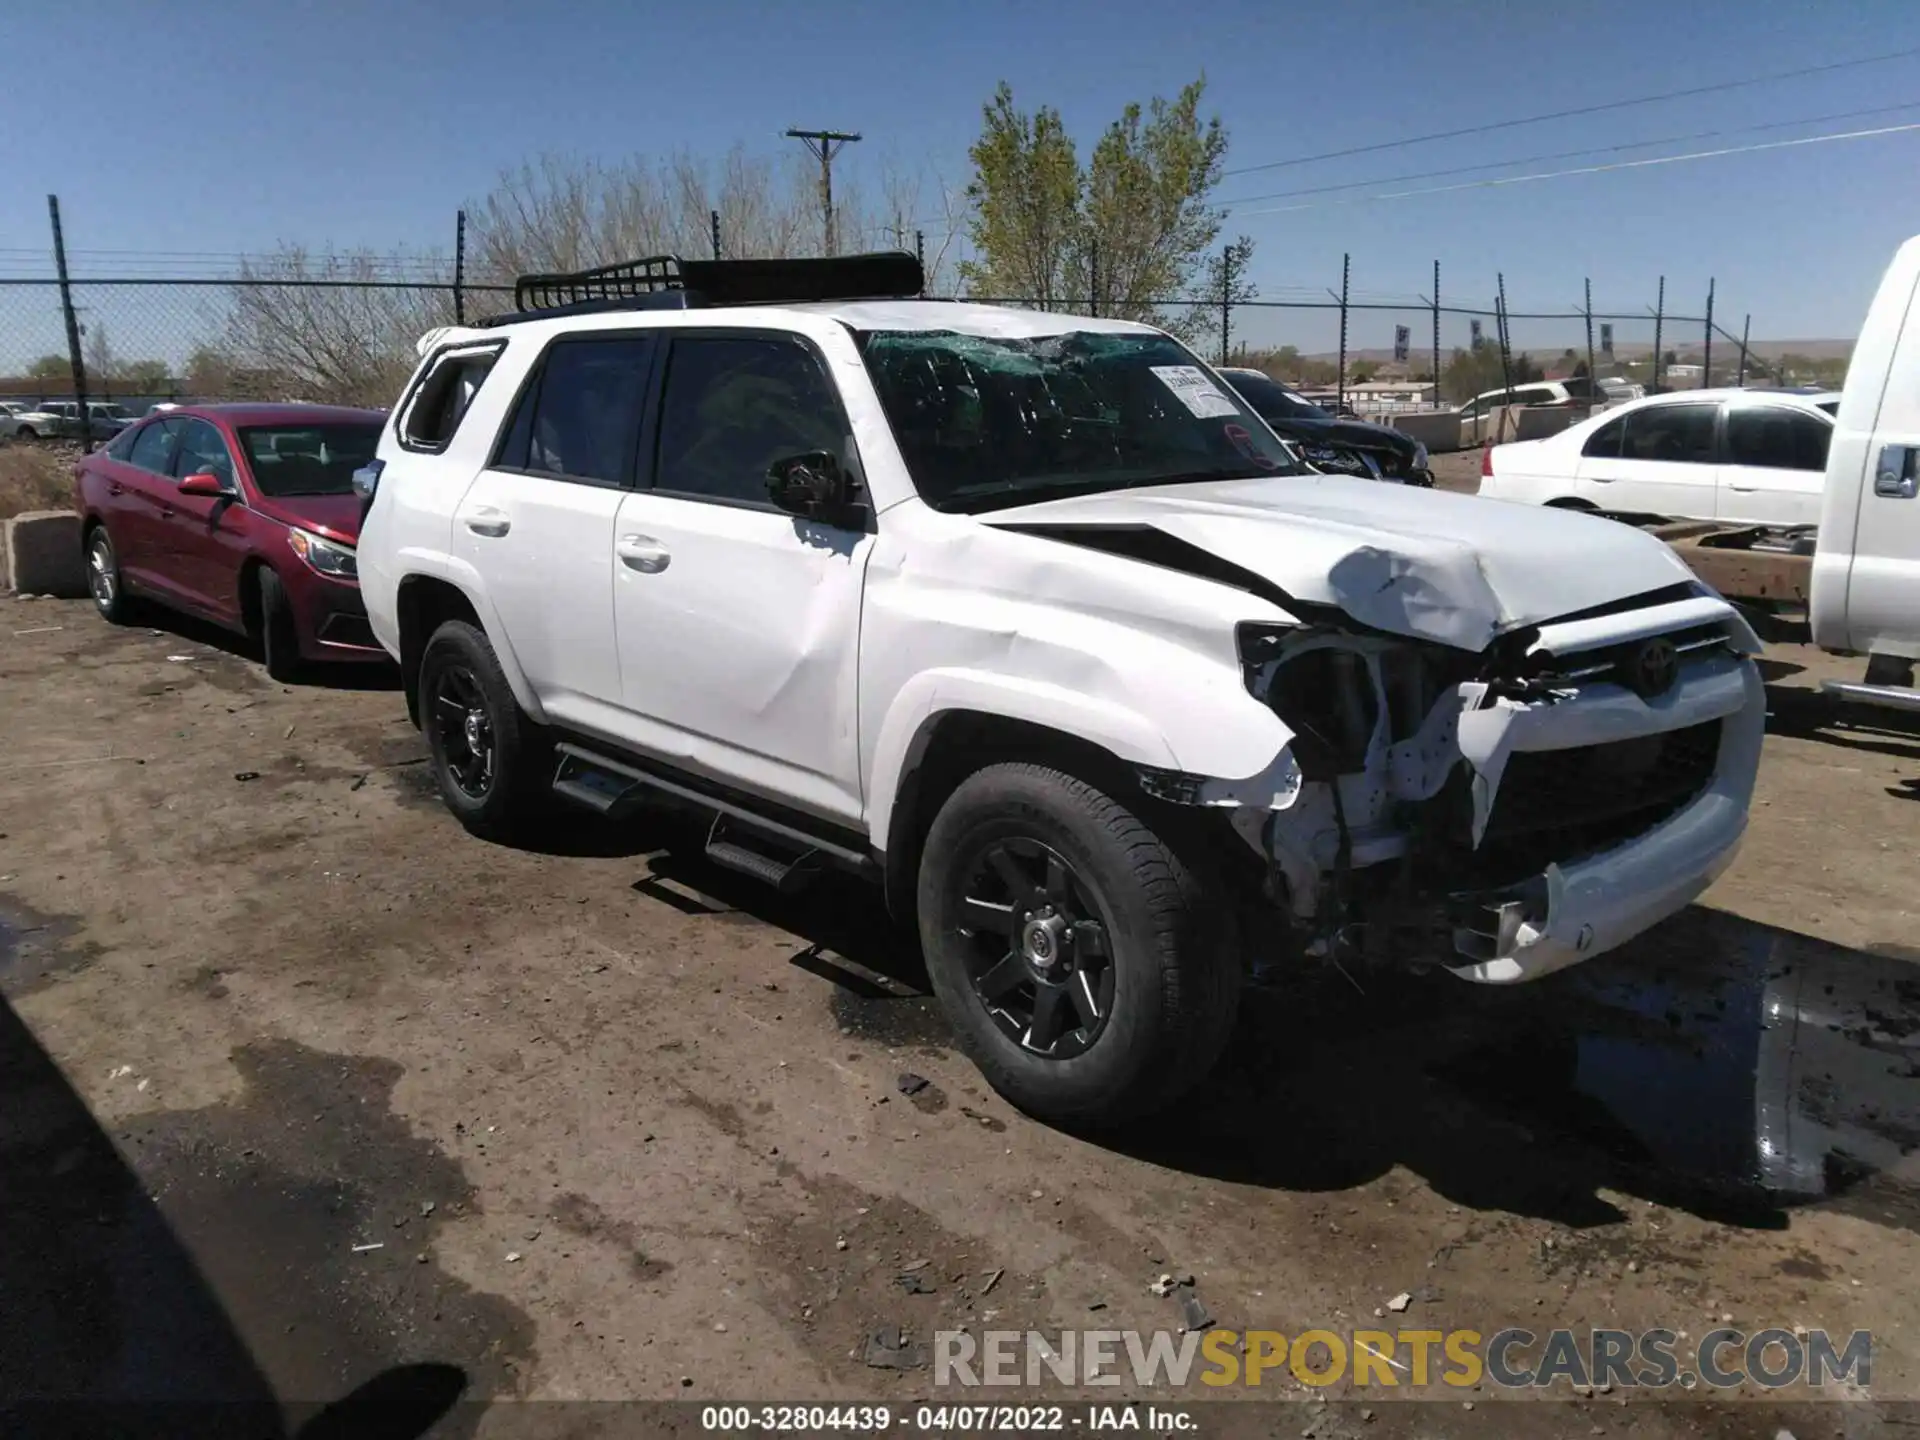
1516,407,1580,442
3,510,86,598
1388,410,1464,453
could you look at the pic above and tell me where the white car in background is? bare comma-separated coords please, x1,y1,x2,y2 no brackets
1479,388,1834,528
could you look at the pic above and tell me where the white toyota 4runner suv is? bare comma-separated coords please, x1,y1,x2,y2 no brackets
354,252,1766,1128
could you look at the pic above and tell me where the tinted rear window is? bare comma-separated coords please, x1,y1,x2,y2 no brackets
238,424,382,496
1619,404,1717,465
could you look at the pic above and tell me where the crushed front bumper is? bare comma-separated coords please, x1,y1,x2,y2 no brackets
1442,655,1766,983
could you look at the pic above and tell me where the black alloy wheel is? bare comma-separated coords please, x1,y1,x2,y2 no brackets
952,835,1116,1059
430,663,496,801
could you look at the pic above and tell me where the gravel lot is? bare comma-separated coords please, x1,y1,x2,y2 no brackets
3,512,1917,1436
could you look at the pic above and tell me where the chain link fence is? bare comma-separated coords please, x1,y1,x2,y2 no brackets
4,200,1785,437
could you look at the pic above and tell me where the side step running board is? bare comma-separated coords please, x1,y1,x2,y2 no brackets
550,741,877,880
704,816,822,894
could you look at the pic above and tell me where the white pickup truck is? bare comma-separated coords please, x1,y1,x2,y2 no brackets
1811,232,1920,710
352,252,1766,1128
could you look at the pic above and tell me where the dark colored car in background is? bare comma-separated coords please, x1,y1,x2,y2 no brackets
74,403,389,679
1218,367,1434,486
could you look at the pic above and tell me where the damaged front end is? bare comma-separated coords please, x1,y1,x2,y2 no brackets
1154,591,1766,985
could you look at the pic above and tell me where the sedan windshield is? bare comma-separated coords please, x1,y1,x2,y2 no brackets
238,424,381,497
859,328,1301,512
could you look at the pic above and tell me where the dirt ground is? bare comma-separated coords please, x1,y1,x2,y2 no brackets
2,512,1918,1437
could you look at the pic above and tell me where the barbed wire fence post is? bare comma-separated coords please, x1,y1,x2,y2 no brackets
1703,277,1715,384
1218,241,1233,364
915,230,925,297
1584,277,1596,407
710,209,722,261
1652,275,1666,392
1737,313,1751,387
1495,273,1514,441
1431,261,1441,407
453,209,467,326
48,195,91,449
1334,253,1350,413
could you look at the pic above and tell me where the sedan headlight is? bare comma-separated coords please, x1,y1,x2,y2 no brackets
1412,441,1430,470
287,527,357,580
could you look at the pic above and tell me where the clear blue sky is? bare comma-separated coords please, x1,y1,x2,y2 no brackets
3,0,1917,356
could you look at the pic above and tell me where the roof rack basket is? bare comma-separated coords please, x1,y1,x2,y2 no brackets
494,249,924,324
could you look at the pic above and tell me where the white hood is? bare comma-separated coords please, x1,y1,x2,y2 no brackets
977,473,1700,651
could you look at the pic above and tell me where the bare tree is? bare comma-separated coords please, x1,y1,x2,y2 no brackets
222,248,454,406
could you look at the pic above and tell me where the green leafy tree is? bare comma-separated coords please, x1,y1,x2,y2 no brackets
1440,345,1546,403
960,84,1083,310
26,354,69,380
962,76,1235,332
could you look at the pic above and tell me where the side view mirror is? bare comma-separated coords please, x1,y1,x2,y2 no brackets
767,450,857,521
179,471,229,497
352,459,384,501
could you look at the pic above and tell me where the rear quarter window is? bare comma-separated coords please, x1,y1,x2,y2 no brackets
396,344,503,452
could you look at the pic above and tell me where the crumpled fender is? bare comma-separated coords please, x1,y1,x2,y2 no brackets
864,667,1295,854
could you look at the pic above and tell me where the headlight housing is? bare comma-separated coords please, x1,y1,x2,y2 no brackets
287,527,358,580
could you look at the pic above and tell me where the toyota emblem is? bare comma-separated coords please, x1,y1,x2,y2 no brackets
1626,637,1679,698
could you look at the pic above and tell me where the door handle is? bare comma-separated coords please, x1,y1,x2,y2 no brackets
1876,444,1918,499
160,506,175,519
108,481,123,496
460,506,511,538
1726,482,1758,492
616,534,671,573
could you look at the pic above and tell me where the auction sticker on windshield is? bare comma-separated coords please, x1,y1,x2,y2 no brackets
1150,366,1239,418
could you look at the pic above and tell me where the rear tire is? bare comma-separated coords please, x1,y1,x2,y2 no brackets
916,762,1239,1129
258,567,304,683
85,524,133,624
418,619,550,842
16,426,38,440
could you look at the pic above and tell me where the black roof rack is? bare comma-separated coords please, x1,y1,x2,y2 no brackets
477,250,925,327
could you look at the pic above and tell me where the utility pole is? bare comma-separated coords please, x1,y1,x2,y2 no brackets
785,128,862,256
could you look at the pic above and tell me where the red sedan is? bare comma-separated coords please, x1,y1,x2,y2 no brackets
75,403,389,678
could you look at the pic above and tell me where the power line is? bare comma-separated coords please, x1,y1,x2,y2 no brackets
1219,99,1920,209
1230,121,1920,217
1223,44,1920,177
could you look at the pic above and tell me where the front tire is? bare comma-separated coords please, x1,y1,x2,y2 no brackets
258,567,304,683
418,619,549,841
916,762,1239,1129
